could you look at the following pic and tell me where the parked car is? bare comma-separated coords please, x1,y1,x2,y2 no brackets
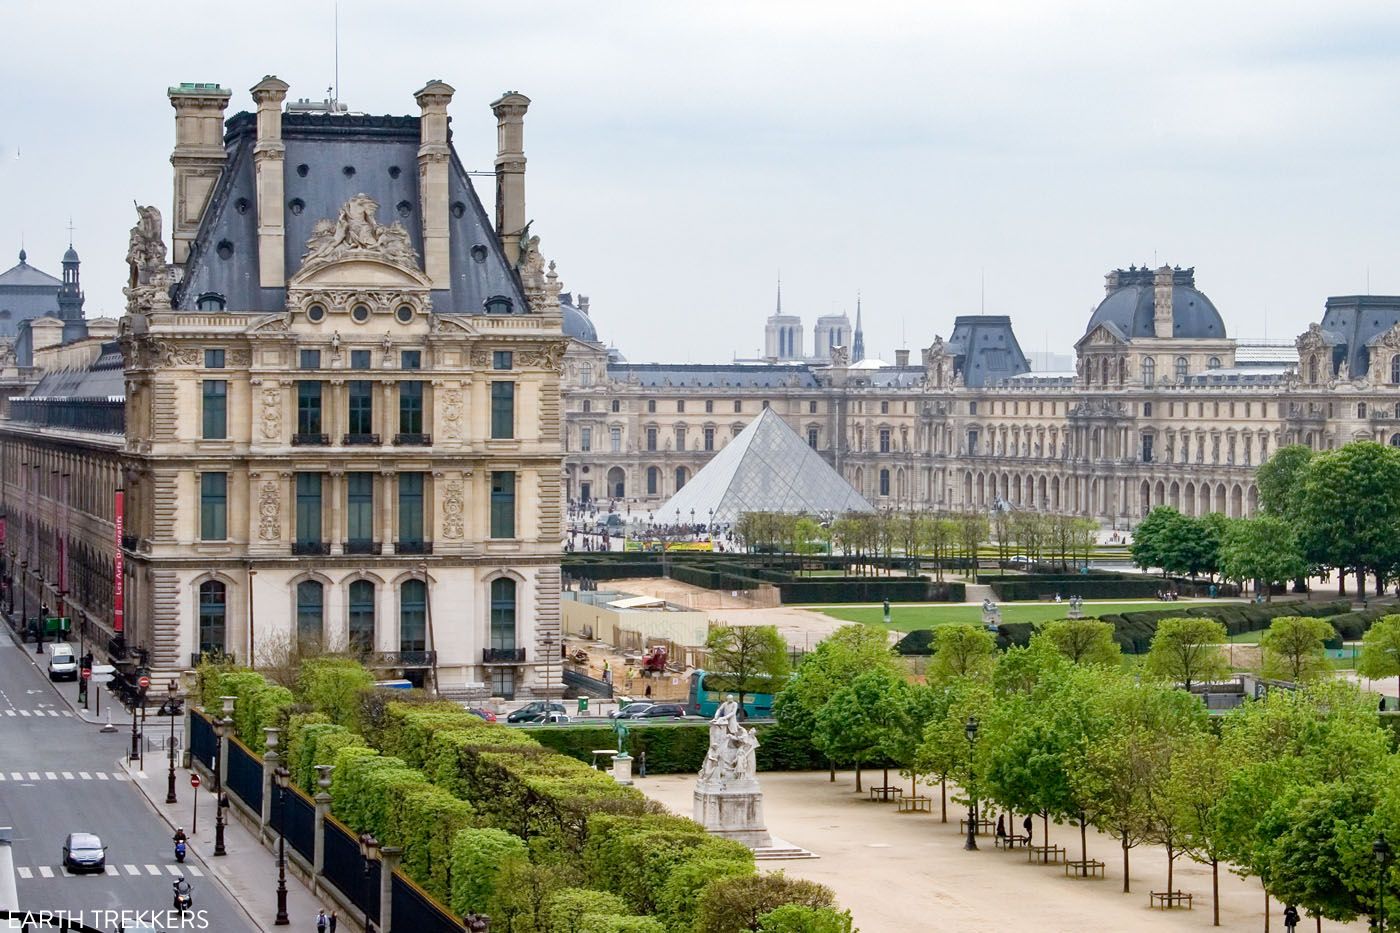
62,832,106,872
505,701,566,723
619,703,687,720
609,701,654,720
463,706,497,723
47,643,78,682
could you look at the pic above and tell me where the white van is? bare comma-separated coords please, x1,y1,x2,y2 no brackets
47,642,78,681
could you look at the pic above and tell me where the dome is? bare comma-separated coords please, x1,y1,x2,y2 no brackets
560,295,598,343
1084,266,1225,340
63,246,79,263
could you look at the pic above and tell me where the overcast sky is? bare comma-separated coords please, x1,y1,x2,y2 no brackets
5,1,1400,364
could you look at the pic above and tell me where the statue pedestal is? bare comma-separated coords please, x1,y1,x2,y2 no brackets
694,779,772,849
612,753,634,786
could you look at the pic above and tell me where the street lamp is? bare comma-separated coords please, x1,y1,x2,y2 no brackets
1377,835,1392,933
165,680,180,804
213,695,235,857
358,832,380,933
273,765,291,926
964,716,980,851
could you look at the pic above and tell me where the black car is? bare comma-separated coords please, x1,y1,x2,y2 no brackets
62,832,106,872
620,703,687,720
505,701,566,723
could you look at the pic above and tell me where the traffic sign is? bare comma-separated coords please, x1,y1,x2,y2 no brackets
190,774,201,789
138,675,150,689
89,664,116,684
81,669,91,681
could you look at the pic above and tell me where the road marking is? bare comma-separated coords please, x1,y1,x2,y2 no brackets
165,865,182,876
113,772,128,782
124,864,140,876
37,866,53,879
9,772,20,781
61,711,72,717
3,710,13,716
16,867,30,879
26,772,38,781
0,773,5,781
79,771,91,779
104,865,118,876
18,710,29,717
44,772,57,780
186,866,203,877
96,772,109,780
48,710,61,717
144,864,160,876
61,771,73,780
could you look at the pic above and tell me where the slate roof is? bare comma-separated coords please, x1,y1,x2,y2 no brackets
175,110,527,316
606,363,821,389
946,315,1030,387
1084,266,1226,340
27,341,126,400
655,408,873,524
0,251,63,338
560,292,597,342
1315,295,1400,378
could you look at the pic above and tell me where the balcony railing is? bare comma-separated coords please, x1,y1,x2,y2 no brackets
292,541,331,556
121,534,141,552
191,650,236,668
393,432,433,446
292,433,331,446
483,647,527,664
343,433,381,446
394,540,433,555
344,541,382,555
359,650,437,669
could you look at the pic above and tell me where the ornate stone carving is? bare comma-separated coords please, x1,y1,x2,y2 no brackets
521,340,567,373
301,194,420,271
442,388,464,440
226,348,252,367
442,480,465,539
260,385,282,440
124,204,172,314
829,344,850,367
152,341,201,367
258,479,281,540
469,348,491,369
254,315,291,332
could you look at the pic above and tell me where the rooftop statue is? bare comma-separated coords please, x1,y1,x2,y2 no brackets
301,194,419,270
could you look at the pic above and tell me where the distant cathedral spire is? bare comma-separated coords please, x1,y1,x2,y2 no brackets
775,275,782,314
852,293,865,363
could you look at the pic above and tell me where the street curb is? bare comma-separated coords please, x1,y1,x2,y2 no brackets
0,611,103,724
118,755,269,933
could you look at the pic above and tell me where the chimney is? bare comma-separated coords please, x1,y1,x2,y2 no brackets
250,76,290,288
578,295,590,316
895,348,910,367
415,80,456,288
490,91,531,267
1153,264,1174,338
168,82,232,265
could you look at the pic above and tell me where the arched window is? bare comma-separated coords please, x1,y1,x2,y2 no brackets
1207,357,1221,370
1143,402,1153,417
579,364,593,387
348,580,375,654
1174,357,1188,382
296,580,324,652
1141,357,1156,386
582,400,591,413
1359,402,1368,419
400,579,426,652
1391,355,1400,384
195,293,227,312
1309,357,1319,384
1391,434,1400,448
198,581,226,657
879,469,890,497
646,467,660,495
675,466,688,490
490,578,517,651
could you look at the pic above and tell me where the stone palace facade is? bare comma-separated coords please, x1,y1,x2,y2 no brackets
561,265,1400,527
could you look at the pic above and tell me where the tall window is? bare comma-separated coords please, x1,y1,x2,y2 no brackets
490,578,516,650
298,381,323,434
646,428,658,451
879,429,891,453
346,473,374,547
580,427,592,451
1392,356,1400,384
348,580,375,654
1175,357,1188,382
296,580,324,651
611,400,621,413
399,381,424,434
491,382,515,439
879,469,890,496
399,579,427,652
677,400,686,413
675,426,686,450
490,471,515,538
610,427,622,452
198,580,226,656
646,467,660,495
733,400,742,413
202,381,227,439
582,400,591,413
200,473,227,541
675,467,688,490
1141,357,1156,386
705,400,714,414
704,427,715,451
296,473,323,548
348,381,373,436
399,473,425,545
808,427,818,449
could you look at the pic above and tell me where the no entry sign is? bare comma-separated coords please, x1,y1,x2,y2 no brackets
190,774,201,789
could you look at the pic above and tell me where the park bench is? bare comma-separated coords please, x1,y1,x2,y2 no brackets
959,816,995,835
590,749,617,770
994,833,1029,850
896,795,932,814
868,785,903,802
1149,891,1194,910
1065,859,1106,879
1028,843,1067,864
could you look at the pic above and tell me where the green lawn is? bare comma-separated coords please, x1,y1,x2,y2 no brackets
808,599,1227,633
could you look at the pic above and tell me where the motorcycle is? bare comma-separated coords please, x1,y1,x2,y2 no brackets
174,840,186,863
172,879,193,912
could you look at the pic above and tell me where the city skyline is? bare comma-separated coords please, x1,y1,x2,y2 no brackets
6,1,1400,362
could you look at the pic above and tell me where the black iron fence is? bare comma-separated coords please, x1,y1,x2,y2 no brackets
324,817,380,919
394,871,466,933
285,786,316,861
227,739,263,815
190,711,215,769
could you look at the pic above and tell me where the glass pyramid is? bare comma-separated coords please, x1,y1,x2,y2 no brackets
656,408,874,524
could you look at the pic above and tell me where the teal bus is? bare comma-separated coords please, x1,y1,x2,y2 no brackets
686,670,779,720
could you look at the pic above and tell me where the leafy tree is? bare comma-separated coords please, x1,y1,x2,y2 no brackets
1218,516,1307,602
1033,618,1120,667
1168,733,1233,926
813,668,910,792
1131,506,1182,573
991,639,1071,697
914,679,993,822
1144,617,1229,692
1357,614,1400,703
1194,512,1232,580
1132,508,1218,578
756,905,855,933
1297,441,1400,598
1258,616,1335,684
929,625,997,683
885,683,940,798
705,625,790,715
1256,443,1314,522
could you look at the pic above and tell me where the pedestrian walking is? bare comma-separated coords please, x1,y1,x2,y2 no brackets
328,911,338,933
316,910,328,933
995,815,1007,841
1022,815,1033,844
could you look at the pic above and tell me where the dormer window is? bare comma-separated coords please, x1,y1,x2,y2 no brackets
196,293,227,312
484,295,514,315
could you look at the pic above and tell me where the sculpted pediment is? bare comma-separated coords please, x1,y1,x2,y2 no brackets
1367,322,1400,351
291,257,431,291
1296,322,1336,352
1075,324,1127,348
290,194,431,291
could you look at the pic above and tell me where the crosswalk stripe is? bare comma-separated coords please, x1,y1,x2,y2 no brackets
187,866,203,877
124,864,140,876
18,710,29,717
164,865,182,876
79,771,91,779
61,711,73,717
61,771,73,780
3,709,13,716
37,866,52,879
9,772,20,781
44,772,57,780
144,865,160,876
26,772,38,781
113,772,128,782
0,773,6,781
104,865,118,876
16,868,30,879
96,772,109,780
48,710,60,717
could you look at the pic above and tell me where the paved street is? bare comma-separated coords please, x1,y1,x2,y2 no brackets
0,634,254,930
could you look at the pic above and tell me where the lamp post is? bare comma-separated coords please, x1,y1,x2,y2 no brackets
358,832,379,933
213,695,235,856
964,716,980,851
165,680,180,804
273,765,291,926
1378,835,1392,933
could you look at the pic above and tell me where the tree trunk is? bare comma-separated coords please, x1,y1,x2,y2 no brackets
1122,831,1131,894
1358,568,1367,600
940,777,947,823
1211,858,1219,927
1166,843,1174,893
855,760,863,792
1043,812,1050,848
883,764,889,790
1338,571,1346,597
1080,812,1087,864
829,758,835,783
1264,890,1270,933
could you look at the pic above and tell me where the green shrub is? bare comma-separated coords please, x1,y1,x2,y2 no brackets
307,730,367,791
285,715,335,791
756,905,855,933
656,857,756,930
582,813,752,916
297,658,375,727
694,873,837,933
576,916,665,933
395,784,475,903
542,888,628,933
450,828,529,916
892,630,935,655
487,857,569,933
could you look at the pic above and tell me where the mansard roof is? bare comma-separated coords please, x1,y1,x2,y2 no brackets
946,315,1030,388
1084,265,1226,340
606,363,821,389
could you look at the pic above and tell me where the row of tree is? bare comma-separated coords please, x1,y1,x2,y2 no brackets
775,618,1400,927
1130,507,1309,601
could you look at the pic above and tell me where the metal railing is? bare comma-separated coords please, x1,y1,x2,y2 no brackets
344,541,382,555
342,433,381,445
394,541,433,555
482,647,526,664
292,433,331,446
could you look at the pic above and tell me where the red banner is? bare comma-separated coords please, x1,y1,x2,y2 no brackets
113,489,124,634
0,514,6,550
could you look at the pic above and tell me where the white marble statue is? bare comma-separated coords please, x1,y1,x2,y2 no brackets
699,694,760,786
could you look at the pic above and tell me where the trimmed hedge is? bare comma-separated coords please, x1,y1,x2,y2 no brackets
450,829,529,916
694,874,838,933
297,658,375,728
758,906,854,933
526,721,829,775
200,669,295,753
1099,599,1354,654
543,888,629,933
